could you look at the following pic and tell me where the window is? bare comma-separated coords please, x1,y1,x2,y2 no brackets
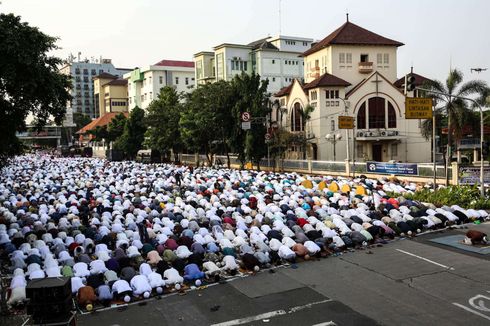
91,69,96,75
272,77,276,82
291,102,303,132
272,59,275,64
83,76,89,82
339,53,345,64
346,53,352,64
192,77,195,81
331,120,335,131
83,69,88,75
368,97,385,129
150,92,153,100
377,54,383,65
388,102,397,128
149,76,152,84
357,103,366,129
315,60,319,68
128,83,131,91
185,77,189,85
75,68,80,75
175,77,179,84
391,143,398,157
303,41,307,46
326,90,339,99
384,53,389,64
143,78,146,86
360,54,369,63
99,69,104,74
159,76,163,84
310,90,317,101
141,95,144,102
75,76,81,82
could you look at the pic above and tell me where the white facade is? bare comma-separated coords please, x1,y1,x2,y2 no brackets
60,59,130,119
194,35,314,94
124,60,195,111
275,21,432,163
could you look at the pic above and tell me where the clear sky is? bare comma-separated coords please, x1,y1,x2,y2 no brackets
2,0,490,84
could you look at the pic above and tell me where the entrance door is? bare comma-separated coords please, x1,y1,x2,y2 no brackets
372,144,382,162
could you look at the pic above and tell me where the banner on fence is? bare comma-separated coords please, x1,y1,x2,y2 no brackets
459,166,490,185
366,161,418,176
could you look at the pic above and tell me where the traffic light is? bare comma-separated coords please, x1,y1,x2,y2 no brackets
406,75,416,91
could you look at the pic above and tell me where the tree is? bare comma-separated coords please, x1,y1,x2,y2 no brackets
181,81,235,166
107,113,127,144
230,72,270,169
73,113,92,130
145,86,183,162
114,107,146,159
0,13,71,164
422,69,488,184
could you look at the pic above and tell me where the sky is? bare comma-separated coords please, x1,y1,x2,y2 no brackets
2,0,490,84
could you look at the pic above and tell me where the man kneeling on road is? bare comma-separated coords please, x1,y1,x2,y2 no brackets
464,230,488,245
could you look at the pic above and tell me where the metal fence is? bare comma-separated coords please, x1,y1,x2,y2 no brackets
178,152,455,181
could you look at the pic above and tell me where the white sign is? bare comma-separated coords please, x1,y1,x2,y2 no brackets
265,133,271,140
241,112,251,122
241,121,251,130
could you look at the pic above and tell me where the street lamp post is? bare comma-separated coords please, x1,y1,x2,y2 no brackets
339,98,351,176
325,133,342,161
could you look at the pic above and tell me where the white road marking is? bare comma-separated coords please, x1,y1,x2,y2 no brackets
210,299,333,326
395,249,455,270
453,303,490,321
311,322,337,326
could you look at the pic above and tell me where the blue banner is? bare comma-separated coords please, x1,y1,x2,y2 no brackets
366,161,419,176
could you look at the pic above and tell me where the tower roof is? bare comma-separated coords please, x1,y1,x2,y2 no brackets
302,21,403,57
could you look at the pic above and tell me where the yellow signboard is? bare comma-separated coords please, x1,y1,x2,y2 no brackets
338,116,354,129
405,97,433,119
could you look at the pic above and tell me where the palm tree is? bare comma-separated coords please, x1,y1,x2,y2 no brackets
422,68,488,185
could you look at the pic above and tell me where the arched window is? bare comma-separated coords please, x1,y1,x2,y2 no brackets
368,97,385,129
388,102,397,128
357,103,366,129
291,102,303,132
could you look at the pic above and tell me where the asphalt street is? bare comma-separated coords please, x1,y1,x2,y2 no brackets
77,222,490,326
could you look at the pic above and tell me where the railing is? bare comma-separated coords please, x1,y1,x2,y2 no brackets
358,62,373,74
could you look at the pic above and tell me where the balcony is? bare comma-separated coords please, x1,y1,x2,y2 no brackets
358,62,373,74
309,66,320,72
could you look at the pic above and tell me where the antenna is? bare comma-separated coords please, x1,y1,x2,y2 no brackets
279,0,282,35
346,10,349,22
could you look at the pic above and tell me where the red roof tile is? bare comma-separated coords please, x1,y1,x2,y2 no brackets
274,83,294,97
76,112,128,134
303,73,351,89
154,59,195,68
394,72,432,88
302,21,404,57
106,79,128,86
93,72,118,80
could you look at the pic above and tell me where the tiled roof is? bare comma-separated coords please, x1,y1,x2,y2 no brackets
303,73,351,89
76,112,128,134
302,21,404,57
274,83,295,97
248,37,279,51
154,59,195,68
106,79,128,86
93,72,118,79
394,72,432,88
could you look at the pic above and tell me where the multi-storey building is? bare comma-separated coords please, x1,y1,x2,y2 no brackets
124,59,195,111
194,35,314,94
93,73,129,117
274,19,432,163
59,58,130,120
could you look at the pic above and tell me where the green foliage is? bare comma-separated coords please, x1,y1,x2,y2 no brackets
73,113,92,130
115,107,146,159
107,113,127,142
404,186,490,209
181,80,236,165
231,72,270,166
145,87,183,160
0,13,71,164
